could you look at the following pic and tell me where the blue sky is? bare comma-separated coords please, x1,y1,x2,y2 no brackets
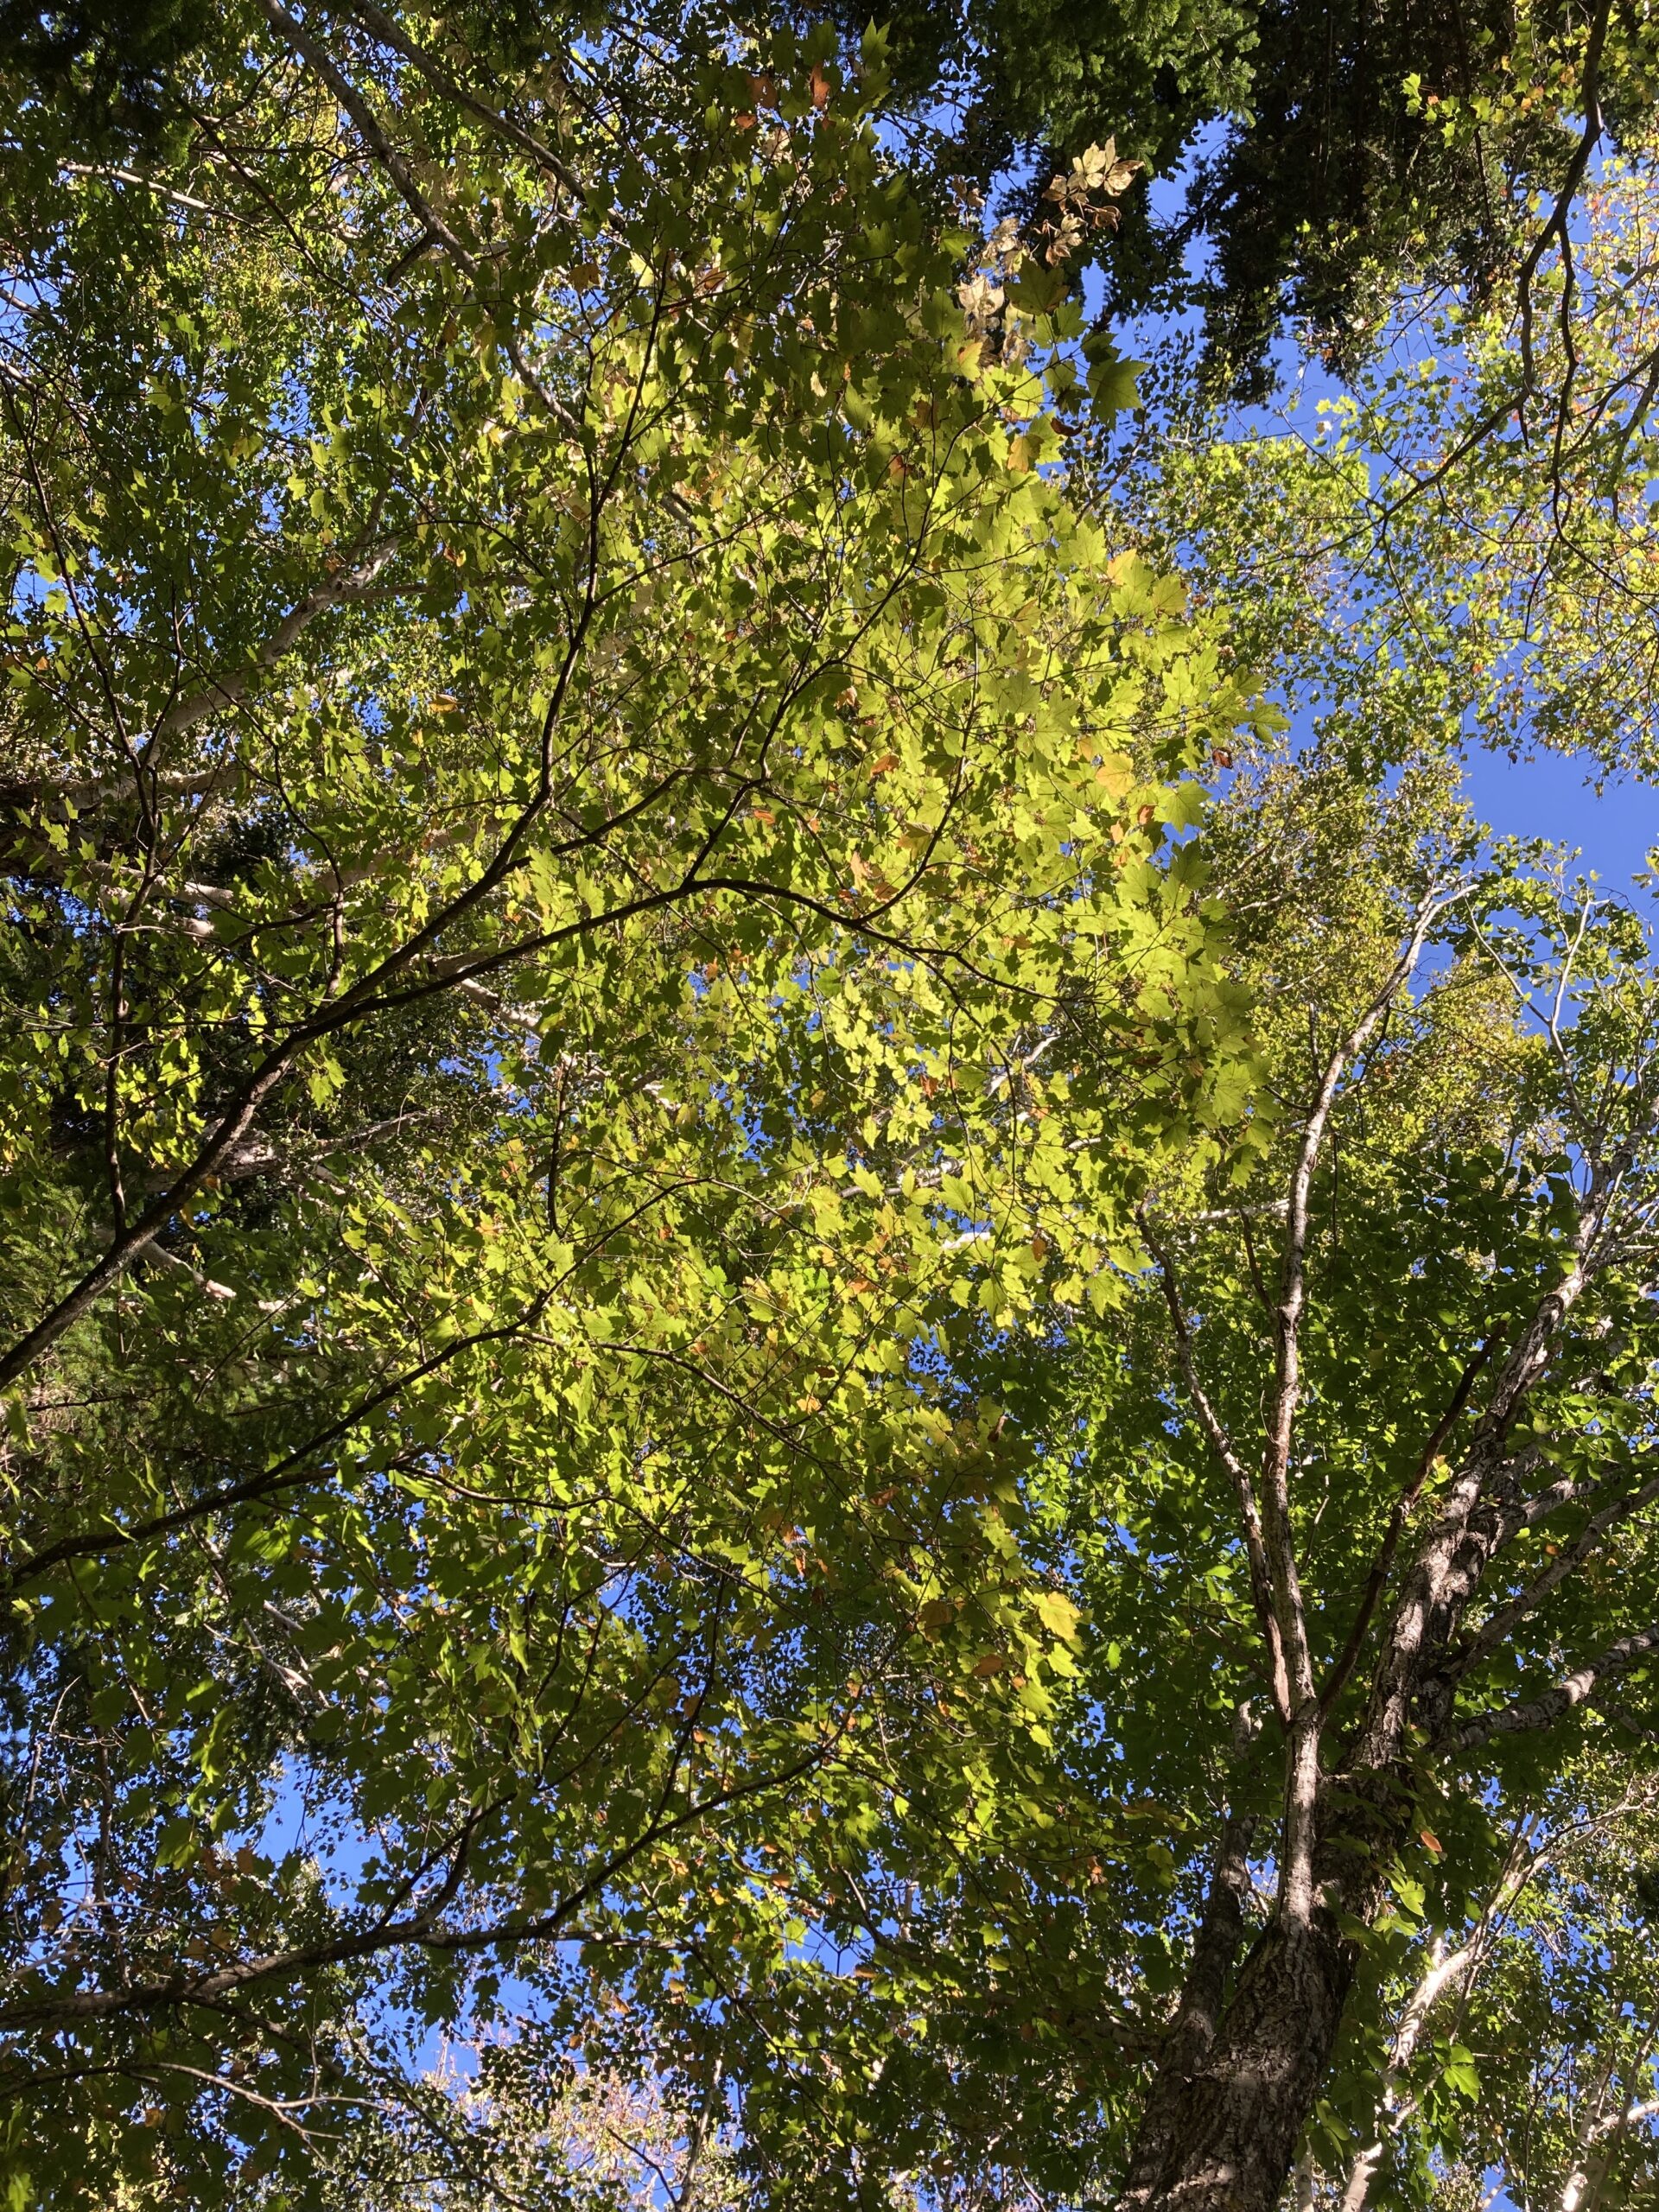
1466,744,1657,887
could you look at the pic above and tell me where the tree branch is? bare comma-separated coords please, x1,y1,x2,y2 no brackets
1450,1625,1659,1752
257,0,480,273
1265,881,1464,1916
331,0,588,203
0,1293,551,1590
1319,1335,1497,1720
1141,1209,1289,1722
1457,1462,1659,1679
0,1745,829,2036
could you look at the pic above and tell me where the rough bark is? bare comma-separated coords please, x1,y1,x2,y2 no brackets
1116,1464,1507,2208
1121,1902,1357,2212
1121,1812,1259,2207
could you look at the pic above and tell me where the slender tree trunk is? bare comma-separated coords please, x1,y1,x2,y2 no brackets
1118,1420,1542,2205
1339,1930,1479,2209
1116,950,1611,2208
1558,2049,1659,2212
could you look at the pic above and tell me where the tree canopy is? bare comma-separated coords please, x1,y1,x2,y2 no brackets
3,3,1659,2210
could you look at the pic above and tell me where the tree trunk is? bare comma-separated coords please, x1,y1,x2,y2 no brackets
1116,1250,1580,2206
1121,1905,1356,2212
1121,1812,1258,2204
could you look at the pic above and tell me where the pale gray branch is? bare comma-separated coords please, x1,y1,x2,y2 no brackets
1461,1463,1659,1674
1452,1625,1659,1751
153,542,401,741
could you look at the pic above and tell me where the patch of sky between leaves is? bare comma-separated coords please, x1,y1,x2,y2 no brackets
1076,126,1659,899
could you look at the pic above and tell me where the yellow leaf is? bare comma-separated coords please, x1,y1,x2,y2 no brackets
1032,1588,1081,1643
